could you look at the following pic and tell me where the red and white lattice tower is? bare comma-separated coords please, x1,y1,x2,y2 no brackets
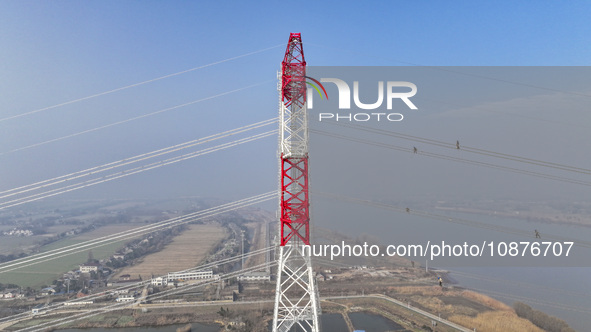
272,33,321,332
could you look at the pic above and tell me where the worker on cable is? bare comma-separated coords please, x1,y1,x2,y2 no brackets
413,146,418,154
456,140,460,150
535,229,541,239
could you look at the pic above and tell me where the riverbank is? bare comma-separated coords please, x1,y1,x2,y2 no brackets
10,289,550,332
5,265,576,332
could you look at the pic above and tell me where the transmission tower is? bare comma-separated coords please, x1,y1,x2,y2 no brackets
272,33,320,332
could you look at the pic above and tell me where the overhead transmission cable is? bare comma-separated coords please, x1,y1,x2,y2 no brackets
0,193,274,274
324,121,591,175
0,44,283,123
311,129,591,187
0,192,275,273
0,82,274,156
0,246,274,325
18,261,277,332
0,129,277,210
0,118,277,199
306,42,591,99
314,191,591,250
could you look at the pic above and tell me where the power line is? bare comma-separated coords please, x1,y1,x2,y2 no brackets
0,130,277,210
0,82,274,156
0,118,277,198
311,129,591,187
0,44,283,123
0,192,275,273
0,194,272,275
0,248,273,323
17,261,276,332
0,131,276,209
0,246,274,325
313,192,591,250
306,42,591,99
323,121,591,175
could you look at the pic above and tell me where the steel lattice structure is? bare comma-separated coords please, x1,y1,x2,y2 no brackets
272,33,321,332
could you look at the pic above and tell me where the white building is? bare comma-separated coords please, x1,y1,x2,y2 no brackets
238,272,271,281
4,291,25,299
79,263,101,273
63,301,93,306
151,277,167,286
32,304,45,314
40,288,55,296
2,228,33,237
116,295,135,302
238,272,271,282
151,270,216,286
167,270,214,281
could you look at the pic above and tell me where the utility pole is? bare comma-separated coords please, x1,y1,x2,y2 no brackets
241,230,245,269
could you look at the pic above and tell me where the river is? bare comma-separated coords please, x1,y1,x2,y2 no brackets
314,201,591,332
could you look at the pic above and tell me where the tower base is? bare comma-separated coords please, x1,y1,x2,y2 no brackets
272,244,320,332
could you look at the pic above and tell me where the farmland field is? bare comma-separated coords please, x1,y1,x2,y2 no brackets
0,236,39,255
0,223,140,287
113,223,226,279
0,224,92,255
40,223,142,252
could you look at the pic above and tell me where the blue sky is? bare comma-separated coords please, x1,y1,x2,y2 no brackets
1,1,591,201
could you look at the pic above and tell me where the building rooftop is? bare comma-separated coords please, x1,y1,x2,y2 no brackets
80,262,101,267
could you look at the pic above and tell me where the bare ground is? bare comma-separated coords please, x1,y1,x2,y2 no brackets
113,223,227,279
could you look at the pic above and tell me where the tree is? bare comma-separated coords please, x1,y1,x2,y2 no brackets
218,306,226,317
218,306,232,318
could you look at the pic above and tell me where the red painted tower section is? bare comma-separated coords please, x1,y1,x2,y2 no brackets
279,33,310,246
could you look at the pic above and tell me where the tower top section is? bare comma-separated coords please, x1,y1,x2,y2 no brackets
281,33,306,108
282,33,306,67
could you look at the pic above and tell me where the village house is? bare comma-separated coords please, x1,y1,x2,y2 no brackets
79,262,102,273
40,287,56,296
238,272,271,282
116,295,135,302
1,290,23,299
